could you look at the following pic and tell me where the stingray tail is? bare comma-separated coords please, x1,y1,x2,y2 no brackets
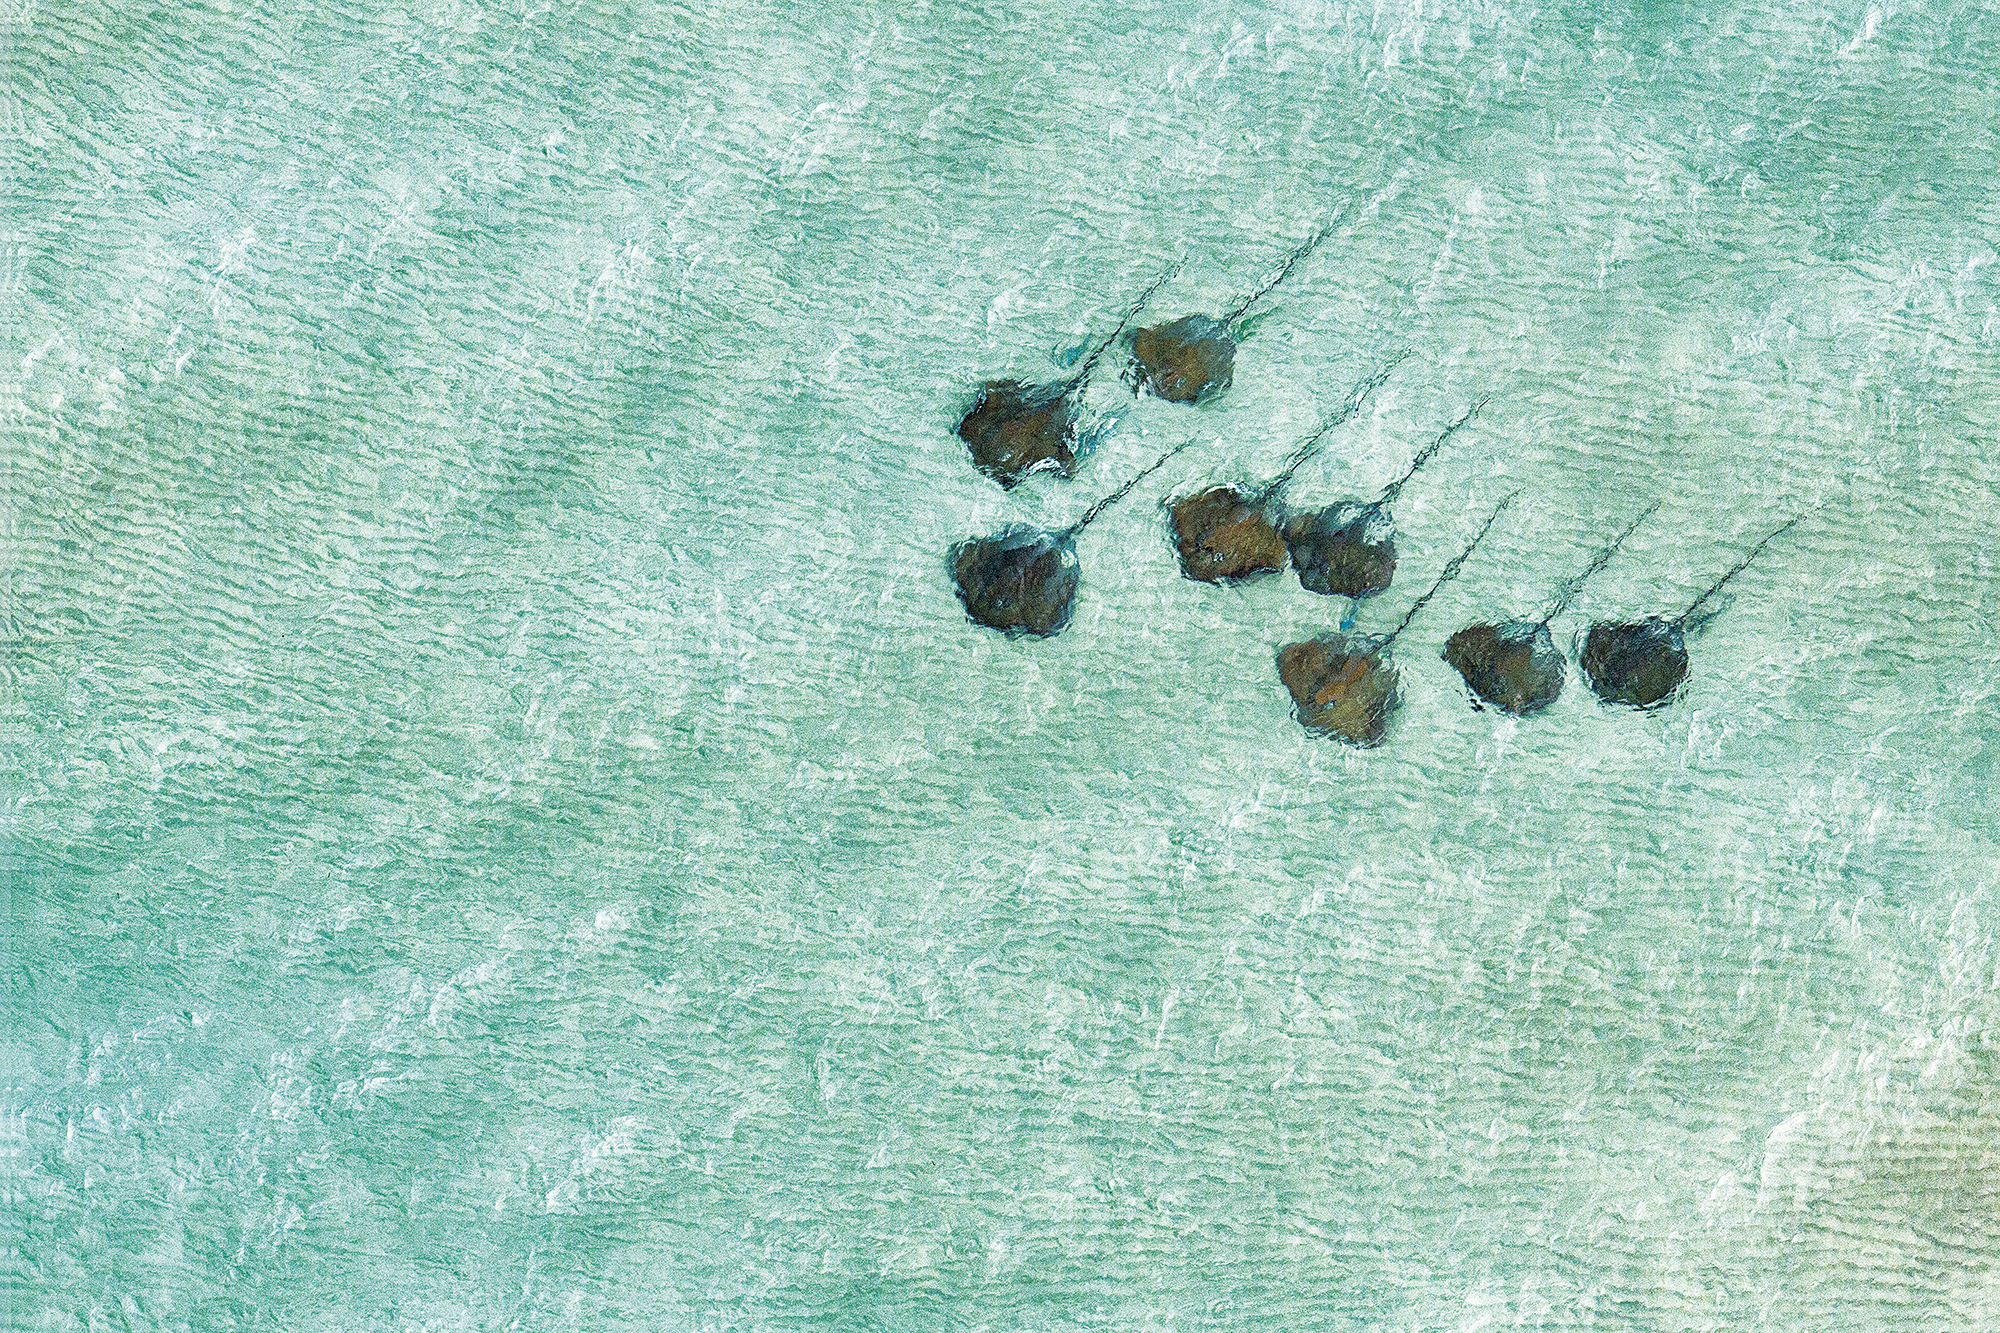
1541,500,1661,624
1260,351,1411,503
1377,393,1490,506
1674,512,1808,628
1382,491,1520,648
1069,261,1181,392
1064,437,1198,539
1222,216,1343,327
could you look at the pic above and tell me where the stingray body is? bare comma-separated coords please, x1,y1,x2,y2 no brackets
958,266,1176,489
1285,396,1488,601
1578,618,1687,708
1578,514,1806,710
957,382,1077,488
1442,620,1565,715
1167,357,1405,585
1278,491,1518,747
1278,634,1399,747
1127,224,1336,406
1130,315,1236,404
1171,483,1289,582
949,525,1080,637
950,438,1196,638
1285,501,1398,598
1443,503,1658,716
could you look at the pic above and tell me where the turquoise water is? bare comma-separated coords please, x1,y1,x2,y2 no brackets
11,0,1999,1327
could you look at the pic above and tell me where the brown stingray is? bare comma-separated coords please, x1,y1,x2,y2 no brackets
1442,622,1568,716
1579,514,1807,710
949,438,1196,637
1170,483,1291,582
1167,356,1405,584
958,266,1176,489
1285,395,1489,602
1278,492,1519,747
956,382,1078,489
1443,503,1658,716
1126,222,1337,406
1277,636,1403,749
1578,618,1690,710
1129,315,1237,405
949,525,1081,638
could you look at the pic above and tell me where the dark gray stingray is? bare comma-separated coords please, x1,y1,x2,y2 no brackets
1277,492,1519,748
1284,395,1490,618
1166,355,1406,584
957,265,1177,489
950,438,1197,638
1442,502,1659,716
1579,514,1806,710
1125,221,1339,405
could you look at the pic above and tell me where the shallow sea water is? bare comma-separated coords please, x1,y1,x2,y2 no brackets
11,0,2000,1328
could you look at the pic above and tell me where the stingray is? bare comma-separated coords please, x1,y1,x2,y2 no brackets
949,437,1197,638
1283,394,1490,623
1578,514,1806,710
957,265,1178,489
1125,222,1338,405
1277,491,1519,748
1441,501,1659,716
1166,355,1406,584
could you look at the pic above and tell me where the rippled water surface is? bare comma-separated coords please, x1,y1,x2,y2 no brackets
14,0,2000,1327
